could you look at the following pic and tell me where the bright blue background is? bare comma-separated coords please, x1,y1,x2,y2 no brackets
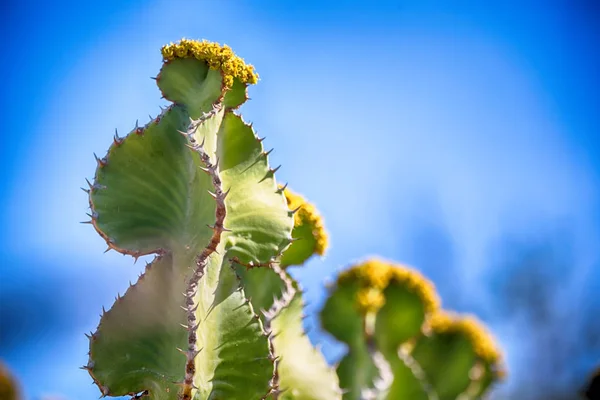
1,1,599,399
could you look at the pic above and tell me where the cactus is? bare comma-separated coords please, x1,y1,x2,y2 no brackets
82,38,340,400
82,38,505,400
320,259,506,400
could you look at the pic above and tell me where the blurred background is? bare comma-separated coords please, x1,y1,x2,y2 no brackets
1,1,599,399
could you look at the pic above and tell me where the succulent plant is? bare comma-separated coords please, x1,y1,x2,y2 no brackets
321,259,506,400
82,38,505,400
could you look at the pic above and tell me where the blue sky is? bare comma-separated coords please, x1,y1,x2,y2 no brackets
1,1,599,399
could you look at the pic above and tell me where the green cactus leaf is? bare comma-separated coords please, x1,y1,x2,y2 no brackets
157,58,224,117
87,254,187,399
279,221,317,267
410,332,476,400
374,281,428,356
192,254,273,400
272,293,342,400
217,112,293,263
384,357,430,400
459,362,495,399
233,263,286,314
407,312,505,400
320,280,363,346
90,105,217,256
336,344,380,400
321,280,378,399
373,281,433,400
222,78,248,109
236,259,341,400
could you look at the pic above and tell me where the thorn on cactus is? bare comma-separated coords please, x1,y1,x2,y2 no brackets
94,153,107,168
276,183,288,194
263,148,274,157
113,129,124,146
289,206,302,216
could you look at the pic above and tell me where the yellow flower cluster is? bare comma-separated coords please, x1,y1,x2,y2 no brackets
339,259,440,315
161,38,259,88
283,188,328,256
427,311,505,377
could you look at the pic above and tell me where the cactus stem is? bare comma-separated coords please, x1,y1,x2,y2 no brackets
179,126,229,400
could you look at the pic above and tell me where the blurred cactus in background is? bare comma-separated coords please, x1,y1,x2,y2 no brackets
0,361,21,400
82,38,505,399
321,259,505,400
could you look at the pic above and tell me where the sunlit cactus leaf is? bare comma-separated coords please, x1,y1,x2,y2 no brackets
217,111,293,264
192,254,274,400
90,105,217,256
233,263,287,315
271,290,341,399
